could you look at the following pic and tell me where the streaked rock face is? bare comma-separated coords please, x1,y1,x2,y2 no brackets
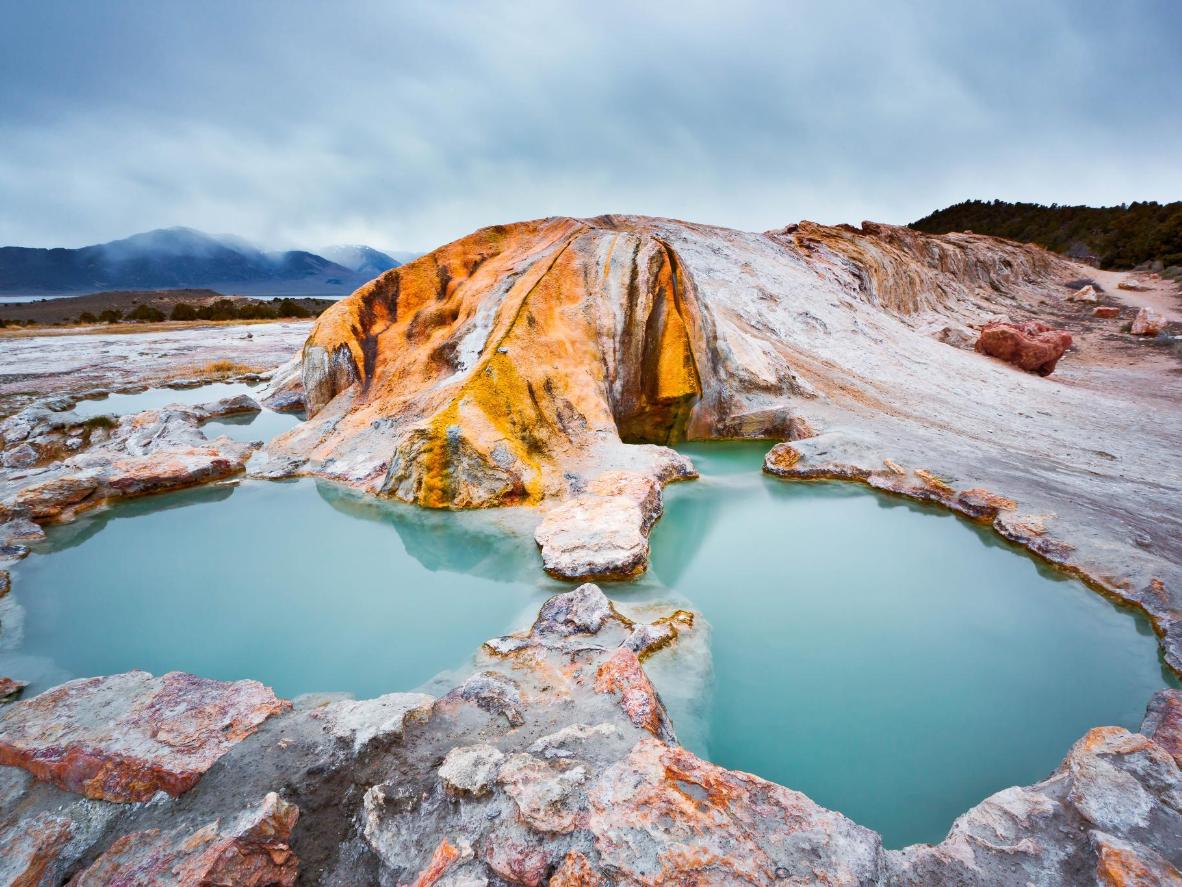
265,216,1074,513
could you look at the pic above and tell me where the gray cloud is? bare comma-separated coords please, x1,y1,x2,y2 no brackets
1,0,1179,251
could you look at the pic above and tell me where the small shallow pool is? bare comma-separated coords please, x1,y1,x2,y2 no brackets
71,381,303,444
0,442,1173,848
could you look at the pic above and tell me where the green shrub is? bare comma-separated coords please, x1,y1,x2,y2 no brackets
275,298,311,318
99,309,123,323
78,311,98,323
127,304,165,322
170,302,197,321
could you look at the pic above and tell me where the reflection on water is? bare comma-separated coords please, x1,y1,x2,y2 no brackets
0,441,1174,848
1,479,558,702
69,380,304,444
72,382,261,417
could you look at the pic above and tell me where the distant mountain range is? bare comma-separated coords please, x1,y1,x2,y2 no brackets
0,227,405,295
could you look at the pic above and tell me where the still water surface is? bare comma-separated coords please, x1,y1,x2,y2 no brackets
71,382,303,443
1,441,1172,847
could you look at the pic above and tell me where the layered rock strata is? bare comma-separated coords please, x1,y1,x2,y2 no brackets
0,587,1179,885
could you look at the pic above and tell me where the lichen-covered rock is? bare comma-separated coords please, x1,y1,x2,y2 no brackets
974,320,1073,375
68,792,300,886
1131,307,1165,336
0,670,288,801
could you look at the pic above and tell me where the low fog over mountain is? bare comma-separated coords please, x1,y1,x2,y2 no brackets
0,227,401,295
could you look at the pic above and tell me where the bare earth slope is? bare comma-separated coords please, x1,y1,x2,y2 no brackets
260,215,1181,668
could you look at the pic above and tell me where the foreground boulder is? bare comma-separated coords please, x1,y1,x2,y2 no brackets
974,320,1073,375
70,792,299,886
0,670,287,801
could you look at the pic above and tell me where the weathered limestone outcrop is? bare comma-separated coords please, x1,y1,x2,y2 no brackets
0,671,287,801
1,588,1178,885
885,722,1182,885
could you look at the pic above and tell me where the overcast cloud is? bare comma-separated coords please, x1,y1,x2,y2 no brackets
1,0,1179,252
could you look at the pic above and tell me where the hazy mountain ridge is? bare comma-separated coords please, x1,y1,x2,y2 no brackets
0,227,402,294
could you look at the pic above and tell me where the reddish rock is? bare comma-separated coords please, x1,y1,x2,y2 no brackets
1093,832,1182,886
0,670,288,801
104,449,244,496
974,320,1073,376
1093,306,1121,318
411,838,462,887
12,474,100,520
1142,689,1182,766
1131,307,1165,336
0,676,27,702
587,738,881,885
0,813,73,887
955,487,1018,520
69,792,299,886
593,648,674,742
765,441,802,471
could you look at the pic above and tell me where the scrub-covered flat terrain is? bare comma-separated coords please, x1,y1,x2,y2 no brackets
0,215,1180,885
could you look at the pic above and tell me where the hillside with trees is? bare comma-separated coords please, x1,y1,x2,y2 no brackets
910,200,1182,273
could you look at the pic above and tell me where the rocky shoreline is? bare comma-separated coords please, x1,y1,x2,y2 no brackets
0,215,1180,884
1,585,1180,885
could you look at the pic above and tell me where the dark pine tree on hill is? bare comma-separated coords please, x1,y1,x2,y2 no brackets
910,200,1182,271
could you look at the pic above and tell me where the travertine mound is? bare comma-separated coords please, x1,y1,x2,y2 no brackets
263,215,1074,510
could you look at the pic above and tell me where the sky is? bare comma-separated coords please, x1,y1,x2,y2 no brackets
1,0,1180,253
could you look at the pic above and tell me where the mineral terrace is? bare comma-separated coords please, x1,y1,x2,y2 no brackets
1,215,1180,885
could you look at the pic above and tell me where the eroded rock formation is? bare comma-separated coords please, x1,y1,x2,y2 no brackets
266,217,1075,511
0,589,1178,885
